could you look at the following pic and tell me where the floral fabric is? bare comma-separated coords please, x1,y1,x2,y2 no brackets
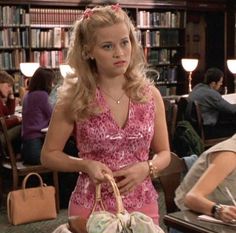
71,87,158,213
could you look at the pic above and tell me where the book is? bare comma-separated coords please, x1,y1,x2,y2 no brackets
198,215,236,227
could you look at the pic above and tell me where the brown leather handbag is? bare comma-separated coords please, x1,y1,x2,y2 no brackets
7,172,57,225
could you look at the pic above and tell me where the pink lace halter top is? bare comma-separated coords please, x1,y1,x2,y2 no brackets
71,87,158,212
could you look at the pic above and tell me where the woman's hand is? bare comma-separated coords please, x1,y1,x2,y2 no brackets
113,161,149,195
84,160,113,184
219,205,236,223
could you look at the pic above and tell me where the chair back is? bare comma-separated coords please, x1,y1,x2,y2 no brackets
176,97,189,122
191,101,228,148
0,117,60,211
0,117,17,171
159,152,187,213
163,99,178,145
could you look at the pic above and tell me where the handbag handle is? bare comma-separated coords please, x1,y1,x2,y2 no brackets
92,173,125,215
22,172,44,189
22,172,47,200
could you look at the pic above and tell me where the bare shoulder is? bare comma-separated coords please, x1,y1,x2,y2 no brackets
149,85,164,110
210,151,236,170
149,85,162,102
52,103,74,125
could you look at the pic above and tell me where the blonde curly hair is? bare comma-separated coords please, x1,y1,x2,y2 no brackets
58,4,155,121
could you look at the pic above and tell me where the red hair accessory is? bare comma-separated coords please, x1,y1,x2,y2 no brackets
83,8,93,20
111,3,121,12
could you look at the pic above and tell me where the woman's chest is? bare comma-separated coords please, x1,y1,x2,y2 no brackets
75,101,155,152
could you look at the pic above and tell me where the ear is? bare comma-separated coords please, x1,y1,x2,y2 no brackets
82,45,90,60
81,50,89,60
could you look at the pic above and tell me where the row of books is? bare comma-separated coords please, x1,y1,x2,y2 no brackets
0,6,29,26
158,85,177,96
0,27,72,48
137,11,182,28
145,48,178,65
30,8,83,26
0,6,84,26
1,6,183,29
157,66,178,83
32,50,67,68
31,28,71,48
0,50,26,70
138,29,179,47
0,49,67,70
0,28,29,48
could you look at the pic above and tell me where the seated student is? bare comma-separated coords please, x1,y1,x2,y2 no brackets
0,70,21,157
19,77,30,104
187,67,236,138
21,67,55,165
175,134,236,224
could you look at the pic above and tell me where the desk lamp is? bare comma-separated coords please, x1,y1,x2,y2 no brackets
19,62,40,78
227,59,236,93
181,58,199,92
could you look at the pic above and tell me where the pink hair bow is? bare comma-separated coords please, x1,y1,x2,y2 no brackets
83,8,93,20
111,3,121,12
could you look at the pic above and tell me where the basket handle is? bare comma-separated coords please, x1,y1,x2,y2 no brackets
91,173,125,214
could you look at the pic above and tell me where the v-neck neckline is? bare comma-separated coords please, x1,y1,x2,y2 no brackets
97,87,131,130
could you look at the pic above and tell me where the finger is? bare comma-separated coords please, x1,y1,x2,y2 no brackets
113,169,126,178
116,176,129,188
119,185,132,195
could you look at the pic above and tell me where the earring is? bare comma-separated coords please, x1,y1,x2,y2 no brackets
82,51,89,59
90,57,94,60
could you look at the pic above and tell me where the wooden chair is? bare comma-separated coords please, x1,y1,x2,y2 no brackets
158,152,187,213
176,96,189,122
0,117,60,211
163,99,178,146
192,101,229,148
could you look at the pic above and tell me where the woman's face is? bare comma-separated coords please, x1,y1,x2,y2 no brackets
90,22,132,79
0,83,13,98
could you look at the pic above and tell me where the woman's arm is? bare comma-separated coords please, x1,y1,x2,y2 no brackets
184,151,236,222
149,86,171,174
41,104,112,184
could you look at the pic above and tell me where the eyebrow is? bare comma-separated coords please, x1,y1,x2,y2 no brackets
99,36,130,45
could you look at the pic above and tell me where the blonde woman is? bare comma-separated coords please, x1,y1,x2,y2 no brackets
41,4,170,224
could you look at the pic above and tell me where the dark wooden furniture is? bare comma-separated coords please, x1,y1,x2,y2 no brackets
192,100,229,148
163,99,178,146
159,152,187,213
164,210,236,233
0,117,60,211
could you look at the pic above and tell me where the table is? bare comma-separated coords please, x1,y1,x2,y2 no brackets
222,93,236,104
163,210,236,233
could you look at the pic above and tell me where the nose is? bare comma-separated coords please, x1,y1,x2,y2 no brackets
113,46,124,58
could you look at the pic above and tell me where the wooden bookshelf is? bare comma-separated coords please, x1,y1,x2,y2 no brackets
135,8,186,95
2,0,232,96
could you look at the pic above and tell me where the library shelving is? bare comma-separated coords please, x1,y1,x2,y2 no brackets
1,0,235,96
135,8,186,95
0,0,188,96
